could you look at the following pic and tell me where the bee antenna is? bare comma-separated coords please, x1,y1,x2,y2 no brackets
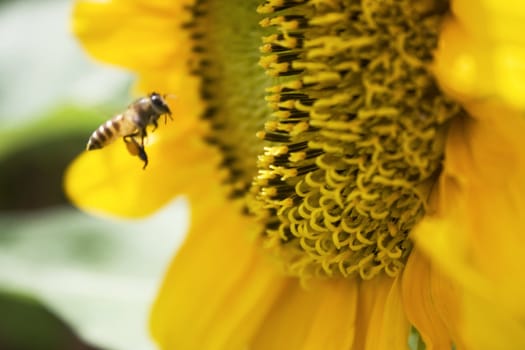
161,94,176,124
163,94,177,101
164,113,173,124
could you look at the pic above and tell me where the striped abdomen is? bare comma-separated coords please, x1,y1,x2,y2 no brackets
87,115,134,150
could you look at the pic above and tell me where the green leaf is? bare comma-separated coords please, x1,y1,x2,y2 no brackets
0,105,107,210
0,202,189,350
0,290,103,350
409,326,427,350
0,105,109,160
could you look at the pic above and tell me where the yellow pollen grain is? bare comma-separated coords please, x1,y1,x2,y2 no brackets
289,152,306,162
309,12,346,25
272,110,292,118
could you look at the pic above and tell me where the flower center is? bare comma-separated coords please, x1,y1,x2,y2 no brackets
186,0,460,280
185,0,273,196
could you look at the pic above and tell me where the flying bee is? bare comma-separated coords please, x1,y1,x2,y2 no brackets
86,92,173,169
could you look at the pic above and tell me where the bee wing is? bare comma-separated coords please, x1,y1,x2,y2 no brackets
118,110,141,135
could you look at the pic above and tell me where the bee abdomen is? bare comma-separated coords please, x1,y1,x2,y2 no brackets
87,119,121,150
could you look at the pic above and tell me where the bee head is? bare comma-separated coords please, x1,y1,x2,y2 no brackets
150,92,172,115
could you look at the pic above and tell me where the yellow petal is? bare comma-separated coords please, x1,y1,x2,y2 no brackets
150,190,289,350
427,101,525,304
355,275,410,350
413,100,525,349
416,213,525,350
452,0,525,44
425,261,468,350
460,290,525,350
432,18,491,101
299,280,357,350
72,0,191,70
401,249,454,350
251,278,358,350
434,2,525,109
64,94,219,217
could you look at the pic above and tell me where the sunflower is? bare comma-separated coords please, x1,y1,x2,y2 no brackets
65,0,525,349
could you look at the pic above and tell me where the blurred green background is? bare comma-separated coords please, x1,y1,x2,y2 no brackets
0,0,188,349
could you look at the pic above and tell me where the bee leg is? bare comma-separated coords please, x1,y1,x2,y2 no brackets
151,119,158,131
123,132,141,142
136,132,149,169
138,145,148,170
164,113,173,124
123,136,148,169
126,129,147,148
132,128,146,144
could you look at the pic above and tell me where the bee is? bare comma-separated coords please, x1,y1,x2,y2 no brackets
86,92,172,169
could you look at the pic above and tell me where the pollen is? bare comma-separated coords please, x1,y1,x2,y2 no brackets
250,0,461,279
